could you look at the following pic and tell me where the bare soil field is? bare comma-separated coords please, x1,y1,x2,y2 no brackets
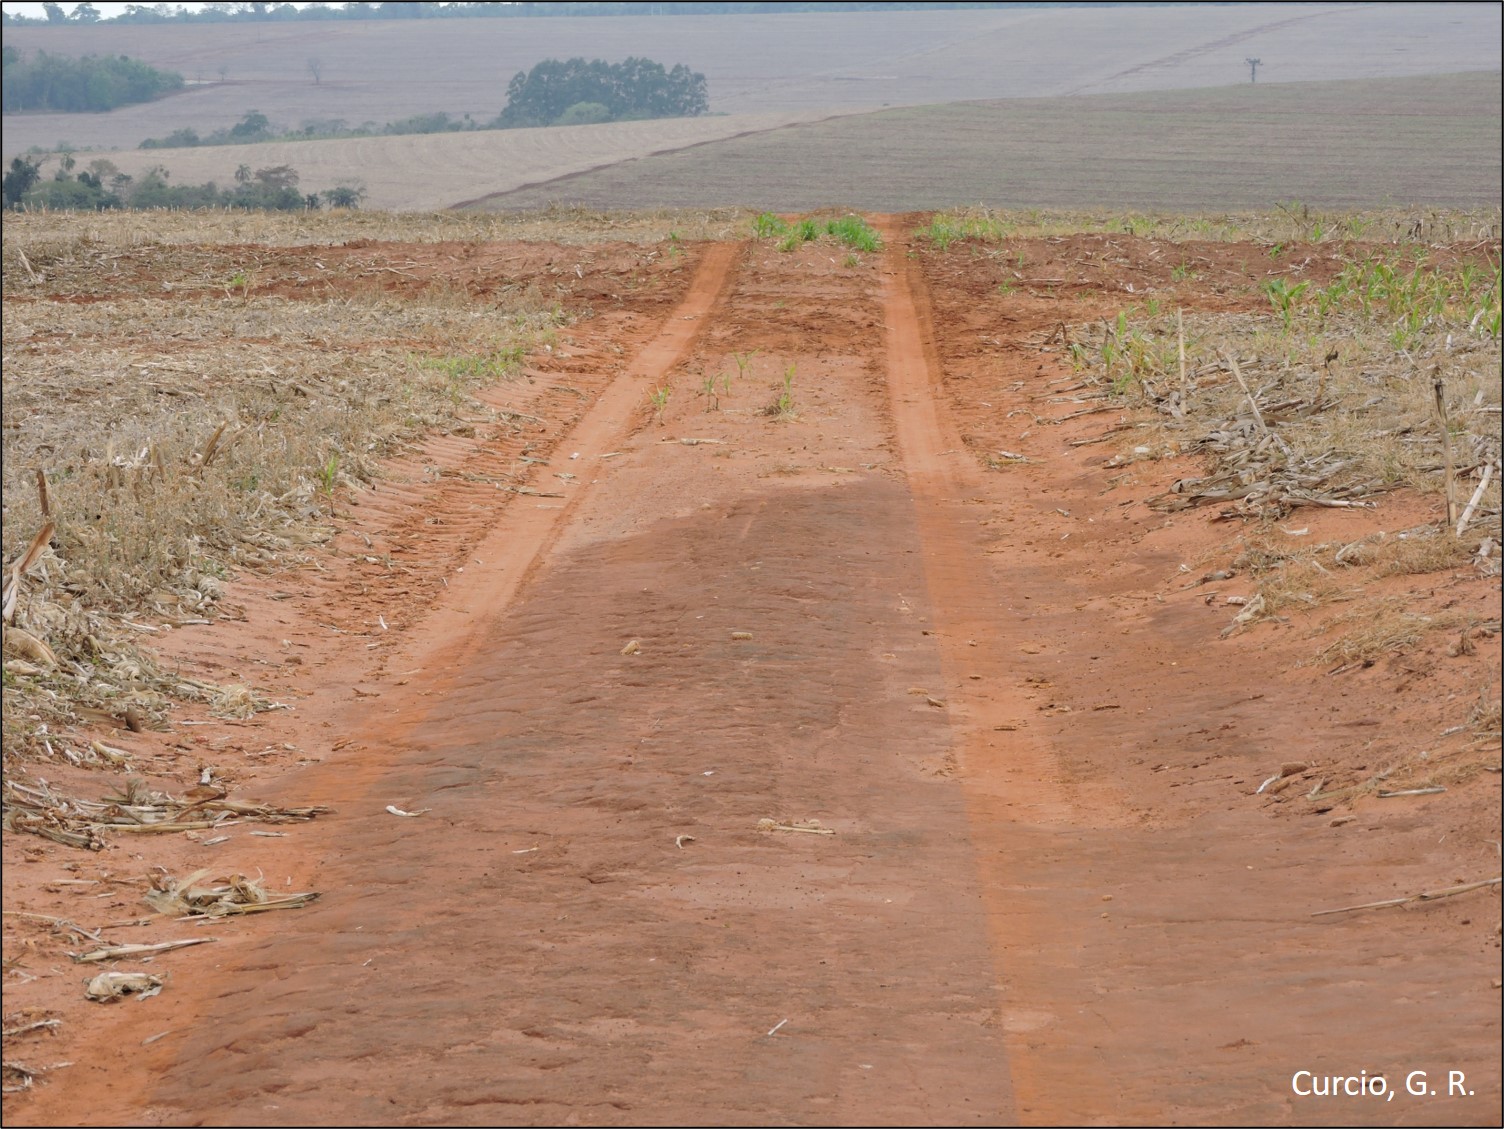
1,208,1499,1125
473,72,1503,214
4,3,1499,158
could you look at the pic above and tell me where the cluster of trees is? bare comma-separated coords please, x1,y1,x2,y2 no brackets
2,3,1027,26
3,154,364,212
498,57,708,128
2,45,183,112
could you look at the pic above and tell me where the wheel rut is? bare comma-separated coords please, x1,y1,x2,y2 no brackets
875,219,1501,1127
16,236,1022,1127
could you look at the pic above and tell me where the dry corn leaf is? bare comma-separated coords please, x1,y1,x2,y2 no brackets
145,868,318,918
3,627,57,668
2,522,55,626
84,971,162,1002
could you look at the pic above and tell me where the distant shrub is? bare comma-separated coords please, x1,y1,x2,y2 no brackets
321,184,366,209
381,110,467,134
228,110,272,141
140,127,202,150
297,117,351,138
3,155,42,208
555,101,612,127
26,174,118,210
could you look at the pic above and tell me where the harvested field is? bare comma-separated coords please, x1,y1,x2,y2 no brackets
2,208,1500,1126
38,111,858,215
473,72,1503,213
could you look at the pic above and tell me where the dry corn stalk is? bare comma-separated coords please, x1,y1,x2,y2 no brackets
2,522,55,625
72,938,215,964
757,817,835,836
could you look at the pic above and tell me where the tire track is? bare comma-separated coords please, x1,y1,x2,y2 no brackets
875,217,1073,817
15,235,1022,1127
876,218,1504,1126
9,240,746,1129
875,216,1105,1122
372,239,744,685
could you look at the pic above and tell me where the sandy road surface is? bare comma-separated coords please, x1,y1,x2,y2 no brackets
6,227,1500,1126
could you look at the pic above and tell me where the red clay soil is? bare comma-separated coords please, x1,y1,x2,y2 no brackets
3,223,1499,1127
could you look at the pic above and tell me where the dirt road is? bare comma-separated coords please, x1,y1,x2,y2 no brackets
6,226,1499,1126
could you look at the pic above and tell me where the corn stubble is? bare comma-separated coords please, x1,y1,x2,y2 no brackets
926,205,1500,763
2,227,565,782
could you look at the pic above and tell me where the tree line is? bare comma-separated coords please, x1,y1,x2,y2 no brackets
3,154,364,212
139,108,486,149
2,45,183,112
3,3,1068,27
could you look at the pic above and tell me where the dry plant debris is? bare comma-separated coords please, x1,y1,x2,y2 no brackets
1057,243,1500,660
144,868,319,919
1312,875,1502,917
3,221,573,826
1,1014,61,1039
757,818,835,836
384,804,429,818
83,970,163,1003
1,1009,66,1094
2,776,328,851
2,1057,70,1094
913,215,1502,812
71,937,215,964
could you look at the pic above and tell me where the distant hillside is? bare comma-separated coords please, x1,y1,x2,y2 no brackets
29,71,1498,215
3,3,1499,159
467,72,1503,213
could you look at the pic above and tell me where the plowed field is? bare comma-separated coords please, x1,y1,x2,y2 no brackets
3,219,1500,1127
